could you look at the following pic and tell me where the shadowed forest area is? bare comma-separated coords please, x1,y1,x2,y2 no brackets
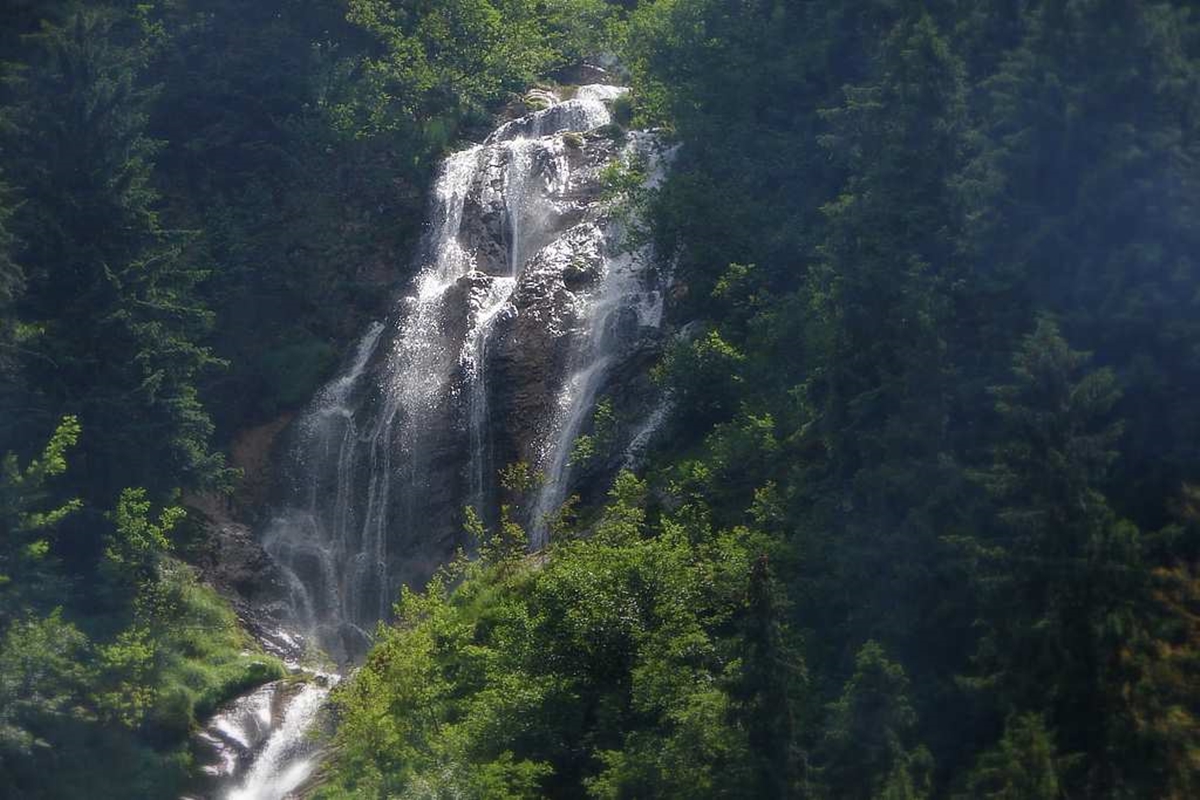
1,1,1198,798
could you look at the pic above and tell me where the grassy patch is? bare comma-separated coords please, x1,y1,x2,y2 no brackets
148,562,287,738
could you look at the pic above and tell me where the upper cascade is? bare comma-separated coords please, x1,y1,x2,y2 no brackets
486,84,628,144
260,84,672,664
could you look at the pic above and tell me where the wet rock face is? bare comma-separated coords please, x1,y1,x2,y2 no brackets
490,224,604,466
179,495,297,643
259,84,671,661
200,520,285,601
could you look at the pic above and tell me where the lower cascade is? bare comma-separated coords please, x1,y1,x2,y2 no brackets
193,82,671,798
190,671,335,800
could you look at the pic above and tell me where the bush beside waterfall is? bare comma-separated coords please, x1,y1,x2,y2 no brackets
0,419,285,797
317,472,796,799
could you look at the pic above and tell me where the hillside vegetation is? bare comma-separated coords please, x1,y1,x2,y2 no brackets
1,1,1197,798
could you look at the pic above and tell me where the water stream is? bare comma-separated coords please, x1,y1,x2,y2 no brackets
192,81,670,799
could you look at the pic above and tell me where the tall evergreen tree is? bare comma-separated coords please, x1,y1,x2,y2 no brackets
793,11,972,662
961,713,1063,800
965,0,1200,528
817,640,933,800
736,554,803,797
0,177,22,428
965,318,1146,792
4,7,227,510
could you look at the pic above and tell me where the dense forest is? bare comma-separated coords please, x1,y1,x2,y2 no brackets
0,0,1197,798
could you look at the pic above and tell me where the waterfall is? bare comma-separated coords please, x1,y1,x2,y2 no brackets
259,83,668,667
189,668,338,800
191,80,671,800
528,136,675,544
224,682,330,800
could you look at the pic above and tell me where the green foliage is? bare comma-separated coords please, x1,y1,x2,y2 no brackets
960,713,1063,800
653,328,744,427
609,91,633,126
466,501,528,568
321,471,776,797
0,0,633,796
0,178,18,310
0,609,88,759
598,156,653,239
0,410,280,795
1121,556,1200,798
0,176,21,396
317,0,1200,796
733,553,805,796
103,488,184,592
0,417,81,619
1,415,81,533
608,1,1200,795
3,7,228,501
337,0,619,147
817,641,932,800
569,397,616,467
93,623,158,730
500,460,539,494
960,0,1200,528
955,318,1145,776
0,560,287,796
306,0,1200,796
137,563,287,732
1,0,1198,797
599,159,644,201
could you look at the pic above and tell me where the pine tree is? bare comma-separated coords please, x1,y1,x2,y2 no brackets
1123,559,1200,798
961,713,1063,800
4,8,228,506
737,553,803,797
967,317,1147,791
1117,487,1200,797
817,641,932,800
966,0,1200,528
795,11,973,662
0,177,22,432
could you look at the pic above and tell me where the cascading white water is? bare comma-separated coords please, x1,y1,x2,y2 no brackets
258,321,386,654
528,136,675,543
260,83,667,666
465,274,516,513
486,84,626,144
189,667,337,800
193,81,672,800
224,682,329,800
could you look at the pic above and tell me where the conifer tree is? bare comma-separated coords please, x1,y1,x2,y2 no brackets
966,0,1200,526
4,7,227,505
818,640,932,800
967,318,1147,791
737,553,803,797
961,713,1062,800
796,11,972,657
0,178,22,426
